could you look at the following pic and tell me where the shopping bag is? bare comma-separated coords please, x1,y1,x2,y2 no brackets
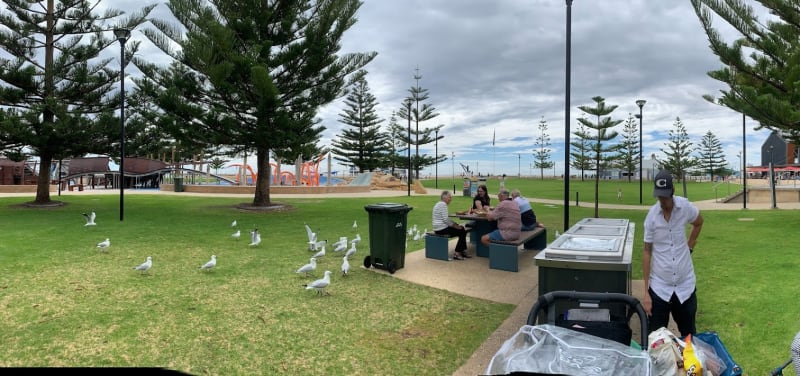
694,331,743,376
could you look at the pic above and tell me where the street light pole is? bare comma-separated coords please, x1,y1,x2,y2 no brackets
406,99,412,197
115,28,131,222
769,145,777,209
636,99,646,205
563,0,573,232
742,112,747,209
435,128,439,189
518,153,521,177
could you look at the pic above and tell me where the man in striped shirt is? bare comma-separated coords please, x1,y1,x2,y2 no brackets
432,191,470,260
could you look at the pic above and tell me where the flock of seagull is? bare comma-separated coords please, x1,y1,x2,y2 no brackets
83,209,428,296
84,210,367,296
296,221,361,295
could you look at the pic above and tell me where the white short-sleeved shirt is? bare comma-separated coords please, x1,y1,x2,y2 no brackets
644,195,700,303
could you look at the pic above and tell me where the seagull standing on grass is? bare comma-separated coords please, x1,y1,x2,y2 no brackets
311,245,326,259
82,211,97,226
296,257,317,276
231,220,237,228
231,229,241,240
341,256,350,276
350,233,361,246
304,270,332,295
352,220,358,230
133,256,152,274
310,239,327,252
345,243,357,259
96,238,110,252
304,224,317,250
249,228,261,247
333,238,348,253
199,255,217,271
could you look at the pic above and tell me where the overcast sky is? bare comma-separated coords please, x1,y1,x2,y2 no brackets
120,0,772,177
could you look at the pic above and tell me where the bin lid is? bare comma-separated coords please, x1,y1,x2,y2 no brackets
364,203,413,213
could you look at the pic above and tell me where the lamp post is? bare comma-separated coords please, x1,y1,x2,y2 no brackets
563,0,573,232
115,28,130,222
434,128,439,189
406,99,412,197
636,99,646,205
736,151,741,184
742,112,747,209
451,151,455,184
769,145,777,209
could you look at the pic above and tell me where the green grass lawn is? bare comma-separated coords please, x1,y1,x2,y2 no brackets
1,180,798,375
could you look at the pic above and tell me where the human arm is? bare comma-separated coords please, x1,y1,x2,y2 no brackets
687,212,703,250
642,241,653,316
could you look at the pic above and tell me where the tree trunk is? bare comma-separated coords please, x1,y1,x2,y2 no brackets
34,153,54,204
252,147,271,207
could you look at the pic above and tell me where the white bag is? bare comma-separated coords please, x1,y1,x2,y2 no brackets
648,327,684,376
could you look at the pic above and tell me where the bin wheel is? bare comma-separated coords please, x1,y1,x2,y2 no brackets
387,261,397,274
363,256,371,269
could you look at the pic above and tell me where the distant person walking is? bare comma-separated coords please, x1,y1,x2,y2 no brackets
617,188,622,202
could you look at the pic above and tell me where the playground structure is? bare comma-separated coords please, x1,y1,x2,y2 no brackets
229,153,329,187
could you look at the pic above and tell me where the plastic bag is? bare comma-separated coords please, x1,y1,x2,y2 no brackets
690,334,725,376
649,338,683,376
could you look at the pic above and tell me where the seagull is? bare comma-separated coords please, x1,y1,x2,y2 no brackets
345,243,357,259
304,270,332,295
331,236,347,252
350,233,361,246
231,229,241,240
199,255,217,271
249,229,261,247
408,227,414,236
133,256,152,274
311,245,326,259
82,211,97,226
352,220,358,230
296,257,317,276
413,231,421,241
96,238,110,251
333,240,348,253
341,256,350,276
310,239,327,252
231,220,237,228
304,224,317,250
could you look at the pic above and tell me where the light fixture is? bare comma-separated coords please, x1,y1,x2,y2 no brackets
636,99,646,205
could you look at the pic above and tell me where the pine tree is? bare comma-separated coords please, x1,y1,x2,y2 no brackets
569,117,593,181
532,117,553,180
331,75,388,172
660,117,699,197
396,68,440,180
136,0,375,207
577,96,622,217
0,1,155,204
612,114,641,182
697,131,726,181
692,0,800,143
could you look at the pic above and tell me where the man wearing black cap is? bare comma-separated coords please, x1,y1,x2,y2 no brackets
643,170,704,336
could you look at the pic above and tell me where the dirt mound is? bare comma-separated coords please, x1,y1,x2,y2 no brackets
369,172,427,193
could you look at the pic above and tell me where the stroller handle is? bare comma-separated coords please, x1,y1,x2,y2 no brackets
526,290,649,348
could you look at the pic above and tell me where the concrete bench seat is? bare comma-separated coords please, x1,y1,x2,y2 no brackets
424,228,472,261
488,227,547,272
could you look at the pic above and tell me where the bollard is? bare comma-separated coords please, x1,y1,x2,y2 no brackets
575,191,579,206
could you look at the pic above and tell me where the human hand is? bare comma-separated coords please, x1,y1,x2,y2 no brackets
643,294,652,316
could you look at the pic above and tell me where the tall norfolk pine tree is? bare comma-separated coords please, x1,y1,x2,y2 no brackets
396,68,440,180
0,1,155,205
692,0,800,143
570,116,593,181
137,0,375,207
577,96,622,218
660,117,698,198
697,130,726,181
532,117,553,180
613,114,641,182
331,74,389,172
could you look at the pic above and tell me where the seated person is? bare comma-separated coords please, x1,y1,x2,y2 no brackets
472,184,491,211
511,189,543,231
432,190,471,259
481,189,521,246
